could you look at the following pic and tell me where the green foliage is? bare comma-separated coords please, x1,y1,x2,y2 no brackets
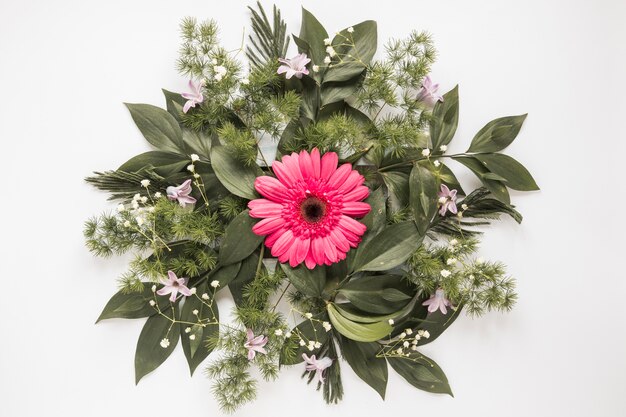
246,2,290,69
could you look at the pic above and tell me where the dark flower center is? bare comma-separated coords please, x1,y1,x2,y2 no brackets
300,197,327,223
172,281,179,287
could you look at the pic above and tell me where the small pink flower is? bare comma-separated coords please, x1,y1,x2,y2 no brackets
156,271,192,302
416,75,444,106
302,354,333,383
181,80,204,113
244,329,268,360
277,53,311,79
422,288,452,314
438,184,458,216
166,179,197,207
248,148,371,269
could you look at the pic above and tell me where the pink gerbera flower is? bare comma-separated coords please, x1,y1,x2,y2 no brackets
248,149,371,269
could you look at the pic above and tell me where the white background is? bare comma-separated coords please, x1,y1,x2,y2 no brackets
1,0,625,416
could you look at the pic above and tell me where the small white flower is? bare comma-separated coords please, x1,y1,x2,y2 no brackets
326,46,336,57
399,332,406,339
193,173,200,179
396,348,403,354
187,164,195,172
324,56,331,64
190,154,200,162
417,330,425,337
415,334,421,341
123,220,131,228
189,334,196,341
148,207,156,213
211,58,218,65
304,312,313,319
135,216,144,226
133,193,141,201
151,285,157,292
192,309,199,316
154,192,162,199
241,78,250,85
411,345,418,351
322,321,332,332
190,287,197,295
149,300,156,307
312,64,320,72
439,145,448,152
314,341,322,349
421,148,431,157
423,330,430,339
299,339,306,347
210,280,220,288
140,196,148,204
403,341,410,348
160,338,170,348
469,274,475,280
457,212,463,218
140,179,151,188
324,38,332,45
449,239,458,246
285,331,292,338
213,65,227,81
388,319,395,325
433,160,441,167
447,258,457,265
462,204,468,211
185,327,192,333
347,27,354,33
476,257,485,264
308,345,315,351
131,200,139,210
201,293,210,300
405,328,413,335
274,329,283,336
117,203,125,212
440,269,451,278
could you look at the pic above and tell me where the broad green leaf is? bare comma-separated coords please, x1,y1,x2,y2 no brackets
218,210,264,266
228,252,260,306
340,337,388,399
162,88,186,122
118,151,188,177
96,286,167,322
299,8,329,67
435,163,465,196
410,161,438,235
320,72,365,106
323,62,366,83
430,86,459,150
323,20,377,83
361,187,386,234
280,263,326,297
414,305,463,347
474,154,539,191
467,114,527,153
210,262,243,288
125,103,185,153
331,303,402,324
182,129,212,160
352,221,423,272
388,352,453,396
453,156,510,204
339,274,413,314
280,316,329,365
327,303,392,342
381,171,410,210
180,282,218,375
210,146,262,199
135,313,180,384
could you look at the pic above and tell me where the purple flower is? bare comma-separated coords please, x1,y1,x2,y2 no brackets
416,75,444,106
302,354,333,383
277,53,311,79
438,184,458,216
181,80,204,113
244,329,268,360
166,179,197,207
422,288,453,314
156,271,192,302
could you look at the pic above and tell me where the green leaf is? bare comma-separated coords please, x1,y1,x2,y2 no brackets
125,103,185,153
228,252,259,306
340,337,387,399
388,352,453,396
299,8,329,67
453,156,510,204
381,171,410,210
118,151,188,177
467,114,527,153
410,160,438,235
473,154,539,191
180,282,218,375
134,313,180,384
339,274,413,314
182,129,212,160
320,73,365,107
414,306,462,347
96,286,166,322
327,303,392,342
162,89,185,122
352,221,423,272
280,263,325,297
435,163,465,196
210,262,243,288
430,86,459,150
322,20,377,83
210,146,262,199
218,210,264,266
280,316,329,365
361,187,386,234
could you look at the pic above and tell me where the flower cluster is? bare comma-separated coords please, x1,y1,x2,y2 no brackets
85,3,537,413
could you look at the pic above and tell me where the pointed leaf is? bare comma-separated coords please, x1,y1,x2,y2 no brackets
210,146,262,199
96,286,166,322
299,8,329,67
453,156,510,204
388,352,453,396
125,103,185,153
340,337,388,399
118,151,188,177
327,303,392,342
474,154,539,191
218,210,264,265
410,160,438,235
430,86,459,150
467,114,527,153
280,263,326,297
361,187,386,234
134,313,180,384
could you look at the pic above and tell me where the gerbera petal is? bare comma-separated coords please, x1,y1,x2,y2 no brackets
290,237,310,266
329,229,350,253
322,236,339,263
311,237,326,265
271,229,295,257
265,228,286,247
339,215,367,236
272,161,298,187
327,163,352,189
255,176,290,202
341,202,371,217
282,153,303,182
248,199,283,217
298,150,314,179
337,171,364,193
320,152,338,180
252,217,284,235
305,252,317,269
343,185,369,202
310,148,321,178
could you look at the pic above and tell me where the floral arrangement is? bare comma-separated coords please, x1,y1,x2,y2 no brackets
84,3,538,412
